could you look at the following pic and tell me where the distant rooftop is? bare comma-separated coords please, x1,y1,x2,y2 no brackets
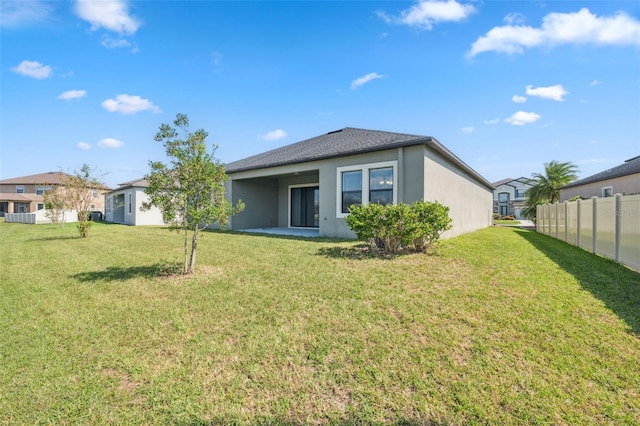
562,155,640,189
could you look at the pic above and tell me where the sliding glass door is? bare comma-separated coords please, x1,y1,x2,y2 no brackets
290,186,319,228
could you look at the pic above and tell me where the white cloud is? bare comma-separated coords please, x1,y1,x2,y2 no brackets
468,8,640,57
98,138,124,148
261,129,287,141
590,79,601,86
351,72,384,89
0,0,53,27
512,95,527,103
101,94,159,114
384,0,476,30
58,90,87,100
74,0,140,35
461,126,474,134
484,118,500,125
503,13,526,25
505,111,541,126
526,84,568,101
76,141,91,150
11,60,52,79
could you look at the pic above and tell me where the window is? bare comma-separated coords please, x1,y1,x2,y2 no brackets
128,193,132,214
37,203,44,210
514,189,526,199
341,170,362,213
16,185,24,194
602,186,613,198
337,161,397,217
92,189,98,198
369,167,393,205
90,204,95,210
498,192,509,203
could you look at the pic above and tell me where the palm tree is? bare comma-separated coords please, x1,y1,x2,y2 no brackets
522,160,579,219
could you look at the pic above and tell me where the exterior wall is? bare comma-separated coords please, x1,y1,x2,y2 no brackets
230,178,279,229
493,181,530,219
227,144,492,239
0,184,107,215
560,174,640,201
105,188,164,226
423,147,493,238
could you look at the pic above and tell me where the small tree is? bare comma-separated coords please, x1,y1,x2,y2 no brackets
60,165,104,237
143,113,244,275
43,185,67,224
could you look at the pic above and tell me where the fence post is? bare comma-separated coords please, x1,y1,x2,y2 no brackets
591,196,598,254
614,193,622,263
576,199,581,247
564,201,569,242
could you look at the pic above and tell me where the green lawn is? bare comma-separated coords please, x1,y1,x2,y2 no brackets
494,219,521,225
1,222,638,424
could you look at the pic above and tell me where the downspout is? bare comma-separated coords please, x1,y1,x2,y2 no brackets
397,146,404,204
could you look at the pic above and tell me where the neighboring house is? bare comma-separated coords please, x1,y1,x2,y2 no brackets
0,171,109,218
560,155,640,201
491,177,533,219
224,127,494,239
104,178,166,226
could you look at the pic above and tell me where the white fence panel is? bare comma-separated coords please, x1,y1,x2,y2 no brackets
618,195,640,271
578,199,594,252
566,201,578,246
595,197,616,259
4,210,78,224
537,194,639,271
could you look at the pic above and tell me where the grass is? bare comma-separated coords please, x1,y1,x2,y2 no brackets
494,219,521,225
1,222,639,424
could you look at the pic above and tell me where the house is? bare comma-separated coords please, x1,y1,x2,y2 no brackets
0,171,109,218
104,178,166,225
560,155,640,201
491,177,533,219
224,127,494,239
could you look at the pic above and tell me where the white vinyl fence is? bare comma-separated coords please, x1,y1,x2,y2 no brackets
536,194,640,271
4,209,78,225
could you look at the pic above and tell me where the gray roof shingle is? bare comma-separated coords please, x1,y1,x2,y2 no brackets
225,127,430,173
225,127,494,190
561,155,640,189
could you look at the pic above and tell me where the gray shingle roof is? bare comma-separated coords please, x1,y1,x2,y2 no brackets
225,127,494,190
225,127,430,173
561,155,640,189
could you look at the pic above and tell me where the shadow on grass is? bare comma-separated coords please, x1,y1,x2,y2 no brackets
514,228,640,335
184,415,447,426
71,262,182,283
28,235,80,241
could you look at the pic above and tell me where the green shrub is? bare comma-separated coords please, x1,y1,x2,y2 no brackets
345,201,452,254
411,201,452,253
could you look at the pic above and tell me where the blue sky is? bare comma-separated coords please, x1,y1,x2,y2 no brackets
2,0,639,188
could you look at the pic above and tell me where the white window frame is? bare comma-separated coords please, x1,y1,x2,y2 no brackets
16,185,24,194
37,203,44,210
336,160,398,218
288,183,319,229
602,186,613,198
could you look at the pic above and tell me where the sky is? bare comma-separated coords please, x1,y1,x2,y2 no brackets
1,0,639,188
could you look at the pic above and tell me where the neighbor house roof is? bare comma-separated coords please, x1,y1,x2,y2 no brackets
491,177,531,188
225,127,494,189
561,155,640,189
0,193,42,202
0,171,72,185
0,171,111,190
108,178,149,194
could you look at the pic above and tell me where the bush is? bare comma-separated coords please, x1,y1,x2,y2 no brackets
345,201,452,254
493,213,501,220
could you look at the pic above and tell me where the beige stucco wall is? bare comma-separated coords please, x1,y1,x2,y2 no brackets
423,147,493,238
560,174,640,201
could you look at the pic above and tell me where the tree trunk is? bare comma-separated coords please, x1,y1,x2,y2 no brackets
183,228,189,274
188,227,199,274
